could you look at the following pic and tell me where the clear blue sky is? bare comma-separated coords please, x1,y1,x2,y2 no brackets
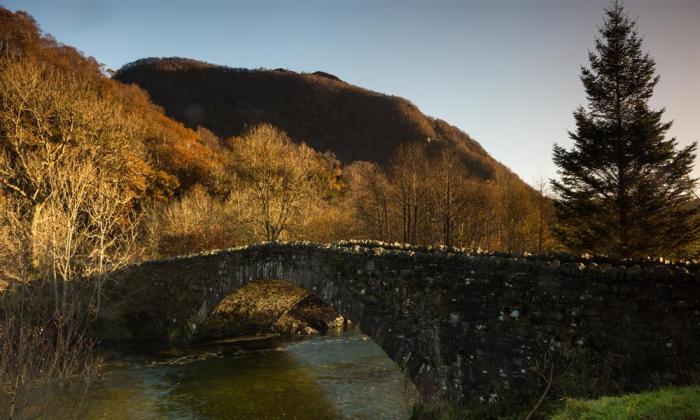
4,0,699,185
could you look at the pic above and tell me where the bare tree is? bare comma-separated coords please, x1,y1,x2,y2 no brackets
0,280,100,419
429,150,469,247
229,124,326,242
0,61,144,309
148,185,249,257
0,56,147,418
390,142,429,244
345,161,393,241
493,170,540,253
533,175,557,254
455,179,497,250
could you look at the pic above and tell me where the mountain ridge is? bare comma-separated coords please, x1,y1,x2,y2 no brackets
114,56,515,181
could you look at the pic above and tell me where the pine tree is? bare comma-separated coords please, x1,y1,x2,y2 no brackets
551,1,699,259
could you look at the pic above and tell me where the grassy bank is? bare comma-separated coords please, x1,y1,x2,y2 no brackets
415,386,700,419
551,386,700,420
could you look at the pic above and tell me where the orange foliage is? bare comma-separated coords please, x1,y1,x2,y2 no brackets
0,6,227,201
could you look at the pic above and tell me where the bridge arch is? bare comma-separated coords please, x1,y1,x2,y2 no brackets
106,242,700,406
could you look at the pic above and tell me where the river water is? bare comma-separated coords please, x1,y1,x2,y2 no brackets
82,328,417,419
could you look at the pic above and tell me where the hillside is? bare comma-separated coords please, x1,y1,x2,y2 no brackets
115,57,511,180
0,9,229,197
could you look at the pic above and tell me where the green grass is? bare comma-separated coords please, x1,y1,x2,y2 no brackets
415,386,700,420
550,386,700,420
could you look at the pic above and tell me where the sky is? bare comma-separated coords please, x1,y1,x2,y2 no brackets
4,0,699,185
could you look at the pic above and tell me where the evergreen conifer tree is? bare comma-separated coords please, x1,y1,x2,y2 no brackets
552,1,699,259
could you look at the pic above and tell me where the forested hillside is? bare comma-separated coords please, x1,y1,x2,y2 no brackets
114,57,509,179
0,7,555,264
0,11,232,200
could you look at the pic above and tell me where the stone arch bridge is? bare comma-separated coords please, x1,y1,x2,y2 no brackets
105,241,700,406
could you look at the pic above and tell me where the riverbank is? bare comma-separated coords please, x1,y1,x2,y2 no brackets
550,386,700,419
413,385,700,419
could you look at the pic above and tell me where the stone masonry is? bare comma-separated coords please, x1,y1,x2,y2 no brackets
104,241,700,406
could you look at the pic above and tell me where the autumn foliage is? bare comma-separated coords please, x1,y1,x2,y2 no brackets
0,5,558,260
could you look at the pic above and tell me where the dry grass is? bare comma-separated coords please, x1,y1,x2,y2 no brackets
0,281,101,419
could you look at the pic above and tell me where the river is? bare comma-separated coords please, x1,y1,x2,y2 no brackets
82,328,418,419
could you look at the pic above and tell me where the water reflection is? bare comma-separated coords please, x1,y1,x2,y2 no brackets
83,329,416,419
